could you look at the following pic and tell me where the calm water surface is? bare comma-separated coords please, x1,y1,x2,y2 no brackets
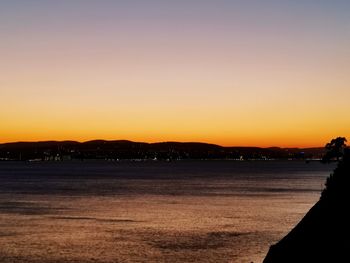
0,160,334,263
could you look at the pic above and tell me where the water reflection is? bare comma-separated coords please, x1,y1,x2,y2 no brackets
0,161,333,262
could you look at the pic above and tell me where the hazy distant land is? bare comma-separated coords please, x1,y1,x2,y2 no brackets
0,140,325,161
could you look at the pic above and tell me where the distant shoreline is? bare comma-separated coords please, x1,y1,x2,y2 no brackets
0,140,325,162
0,158,324,163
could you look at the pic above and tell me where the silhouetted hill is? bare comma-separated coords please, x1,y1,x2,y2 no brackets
263,149,350,263
0,140,324,161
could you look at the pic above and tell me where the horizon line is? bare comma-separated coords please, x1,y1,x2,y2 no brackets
0,139,325,149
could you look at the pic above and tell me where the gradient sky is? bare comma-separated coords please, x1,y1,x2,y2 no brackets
1,0,349,147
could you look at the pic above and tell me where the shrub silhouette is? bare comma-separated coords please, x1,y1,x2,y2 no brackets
321,147,350,200
322,137,347,163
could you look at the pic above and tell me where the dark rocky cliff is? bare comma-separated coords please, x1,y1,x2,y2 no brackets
263,149,350,263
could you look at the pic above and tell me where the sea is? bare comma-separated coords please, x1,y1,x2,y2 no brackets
0,160,335,263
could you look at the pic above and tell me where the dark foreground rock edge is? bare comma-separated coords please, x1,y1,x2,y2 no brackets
263,150,350,263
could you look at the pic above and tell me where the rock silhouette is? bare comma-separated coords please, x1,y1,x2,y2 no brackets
263,147,350,263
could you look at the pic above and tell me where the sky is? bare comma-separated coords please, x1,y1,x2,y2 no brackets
1,0,349,147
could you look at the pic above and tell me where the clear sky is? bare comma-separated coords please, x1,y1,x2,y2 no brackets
1,0,349,147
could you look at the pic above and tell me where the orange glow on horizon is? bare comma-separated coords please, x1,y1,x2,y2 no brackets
0,130,347,148
1,1,349,147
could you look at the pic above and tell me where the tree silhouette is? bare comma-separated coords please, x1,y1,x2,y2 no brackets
322,137,347,163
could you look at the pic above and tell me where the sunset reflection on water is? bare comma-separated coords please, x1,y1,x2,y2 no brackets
0,161,333,262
